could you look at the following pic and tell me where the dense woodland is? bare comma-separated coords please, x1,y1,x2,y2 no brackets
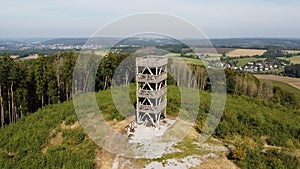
0,52,76,127
284,64,300,78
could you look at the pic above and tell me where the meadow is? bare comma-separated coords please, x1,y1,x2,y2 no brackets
255,74,300,90
236,57,265,66
287,55,300,64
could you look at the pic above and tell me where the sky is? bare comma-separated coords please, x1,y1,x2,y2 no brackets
1,0,300,39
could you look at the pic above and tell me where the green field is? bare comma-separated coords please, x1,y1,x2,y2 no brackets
283,50,300,55
287,55,300,64
237,58,265,66
186,52,222,57
163,53,208,65
183,57,208,66
164,53,181,57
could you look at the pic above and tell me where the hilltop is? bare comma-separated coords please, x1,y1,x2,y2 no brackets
0,85,299,168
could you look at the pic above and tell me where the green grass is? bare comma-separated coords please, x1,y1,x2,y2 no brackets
0,85,300,168
164,53,210,65
287,55,300,64
186,52,222,57
237,58,265,66
182,57,208,66
163,53,181,57
0,102,96,169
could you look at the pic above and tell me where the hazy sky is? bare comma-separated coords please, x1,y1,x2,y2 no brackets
1,0,300,38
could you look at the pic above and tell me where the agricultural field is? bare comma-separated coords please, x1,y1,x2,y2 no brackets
236,57,265,66
283,50,300,55
183,57,208,66
286,55,300,64
21,54,39,59
194,48,234,55
164,53,180,57
93,50,108,56
255,74,300,90
189,52,222,57
226,49,267,57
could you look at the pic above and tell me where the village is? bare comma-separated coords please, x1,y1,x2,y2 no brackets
222,60,288,73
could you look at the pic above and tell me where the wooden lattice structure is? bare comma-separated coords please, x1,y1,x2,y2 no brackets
136,56,168,127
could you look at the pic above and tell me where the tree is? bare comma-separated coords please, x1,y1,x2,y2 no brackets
62,51,76,101
34,54,51,107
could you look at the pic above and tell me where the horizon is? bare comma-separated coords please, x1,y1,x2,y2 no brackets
2,36,300,41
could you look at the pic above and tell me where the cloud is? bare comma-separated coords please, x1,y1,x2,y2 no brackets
0,0,299,38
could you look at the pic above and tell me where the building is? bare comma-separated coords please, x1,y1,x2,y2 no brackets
135,56,168,127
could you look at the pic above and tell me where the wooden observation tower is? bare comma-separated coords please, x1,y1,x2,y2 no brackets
136,56,168,127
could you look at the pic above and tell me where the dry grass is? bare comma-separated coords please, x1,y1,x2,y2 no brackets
194,48,234,54
93,148,146,169
283,50,300,54
196,157,240,169
255,75,300,90
107,116,135,134
21,54,39,59
287,55,300,64
10,55,19,59
226,49,267,57
61,120,80,130
42,130,63,154
94,148,115,169
49,132,63,145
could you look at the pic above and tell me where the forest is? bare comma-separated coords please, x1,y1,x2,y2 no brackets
284,64,300,78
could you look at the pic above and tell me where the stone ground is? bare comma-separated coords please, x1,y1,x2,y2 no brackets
92,118,239,169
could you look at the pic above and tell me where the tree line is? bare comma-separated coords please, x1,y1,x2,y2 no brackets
0,52,76,127
0,50,133,127
0,50,297,127
284,64,300,78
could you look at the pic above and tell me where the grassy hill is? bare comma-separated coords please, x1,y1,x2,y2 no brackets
0,85,299,168
260,79,300,101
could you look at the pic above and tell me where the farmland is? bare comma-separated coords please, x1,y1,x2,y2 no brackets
194,48,234,55
255,74,300,90
236,57,265,66
226,49,267,57
287,55,300,64
182,57,208,65
283,50,300,55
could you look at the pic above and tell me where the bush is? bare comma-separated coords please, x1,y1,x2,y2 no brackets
65,115,77,125
230,147,247,161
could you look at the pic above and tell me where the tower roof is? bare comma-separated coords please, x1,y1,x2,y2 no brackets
136,55,168,67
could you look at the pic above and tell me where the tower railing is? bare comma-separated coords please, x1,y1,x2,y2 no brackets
137,86,167,98
137,100,167,114
136,72,167,83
